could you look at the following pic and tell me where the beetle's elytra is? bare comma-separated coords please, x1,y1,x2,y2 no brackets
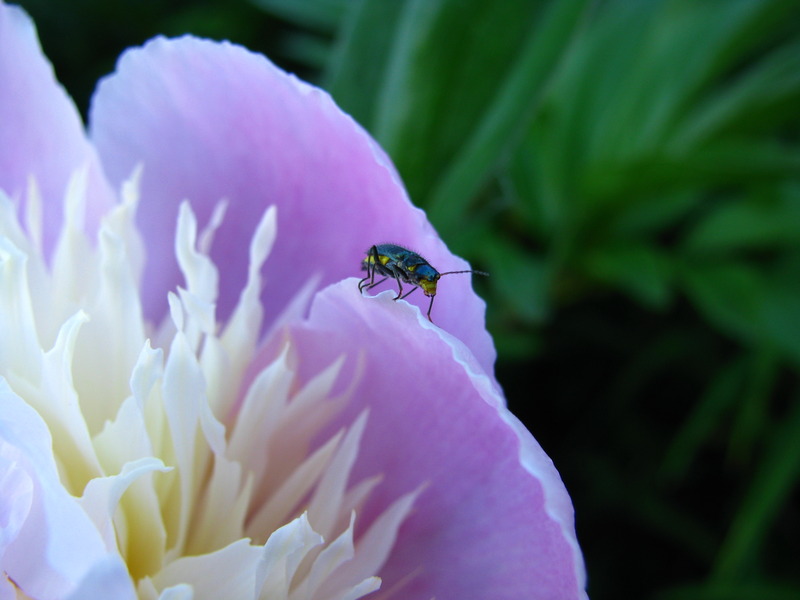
358,243,487,323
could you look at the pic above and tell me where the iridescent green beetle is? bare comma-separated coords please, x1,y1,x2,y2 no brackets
358,243,488,322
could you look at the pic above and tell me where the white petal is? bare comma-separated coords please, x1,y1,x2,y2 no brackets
23,176,43,255
247,430,343,538
197,200,228,256
175,202,218,328
0,577,16,600
50,170,95,320
326,577,381,600
261,355,348,486
0,380,134,599
256,514,323,599
167,290,184,333
157,584,194,600
323,488,423,595
64,557,137,600
339,475,382,520
177,285,217,337
7,311,103,492
291,512,357,599
0,233,41,383
186,454,251,555
79,456,170,554
154,539,262,600
0,449,32,551
161,330,219,557
306,411,368,540
219,205,276,408
72,212,146,432
227,345,294,471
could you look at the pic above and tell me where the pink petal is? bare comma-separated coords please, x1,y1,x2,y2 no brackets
0,3,113,256
0,383,134,599
88,37,495,374
267,281,587,600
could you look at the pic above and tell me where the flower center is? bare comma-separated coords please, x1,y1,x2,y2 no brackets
0,171,417,598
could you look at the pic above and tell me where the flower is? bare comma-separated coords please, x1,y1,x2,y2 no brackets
0,3,587,599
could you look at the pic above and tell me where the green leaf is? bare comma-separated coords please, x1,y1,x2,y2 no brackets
507,122,568,239
372,0,558,207
712,398,800,581
248,0,347,32
323,0,405,127
682,189,800,254
660,357,745,481
482,237,551,325
609,191,698,238
583,141,800,205
573,0,799,163
583,456,717,565
672,38,800,148
678,261,763,344
519,0,800,215
280,31,333,69
582,242,673,309
759,275,800,367
679,260,800,366
656,581,800,600
727,348,777,465
330,0,589,244
491,329,542,360
424,0,591,235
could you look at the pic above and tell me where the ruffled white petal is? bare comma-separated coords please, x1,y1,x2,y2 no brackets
256,514,323,598
151,539,262,600
0,380,135,599
80,456,170,553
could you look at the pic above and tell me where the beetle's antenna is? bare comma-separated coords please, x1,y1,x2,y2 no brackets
439,269,489,277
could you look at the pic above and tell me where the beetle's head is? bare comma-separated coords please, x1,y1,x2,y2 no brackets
410,264,439,296
420,275,440,297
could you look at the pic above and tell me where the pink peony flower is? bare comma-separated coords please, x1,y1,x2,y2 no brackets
0,2,587,599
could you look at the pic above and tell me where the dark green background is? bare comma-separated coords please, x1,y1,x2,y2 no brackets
17,1,800,598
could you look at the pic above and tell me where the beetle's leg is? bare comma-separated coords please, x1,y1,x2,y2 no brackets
363,276,388,291
392,278,404,301
426,295,435,322
399,286,419,300
358,264,376,292
358,246,381,292
358,258,373,291
358,262,372,293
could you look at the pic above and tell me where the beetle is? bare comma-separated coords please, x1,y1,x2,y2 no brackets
358,243,488,322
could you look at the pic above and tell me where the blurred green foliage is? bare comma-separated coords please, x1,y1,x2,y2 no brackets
17,0,800,598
